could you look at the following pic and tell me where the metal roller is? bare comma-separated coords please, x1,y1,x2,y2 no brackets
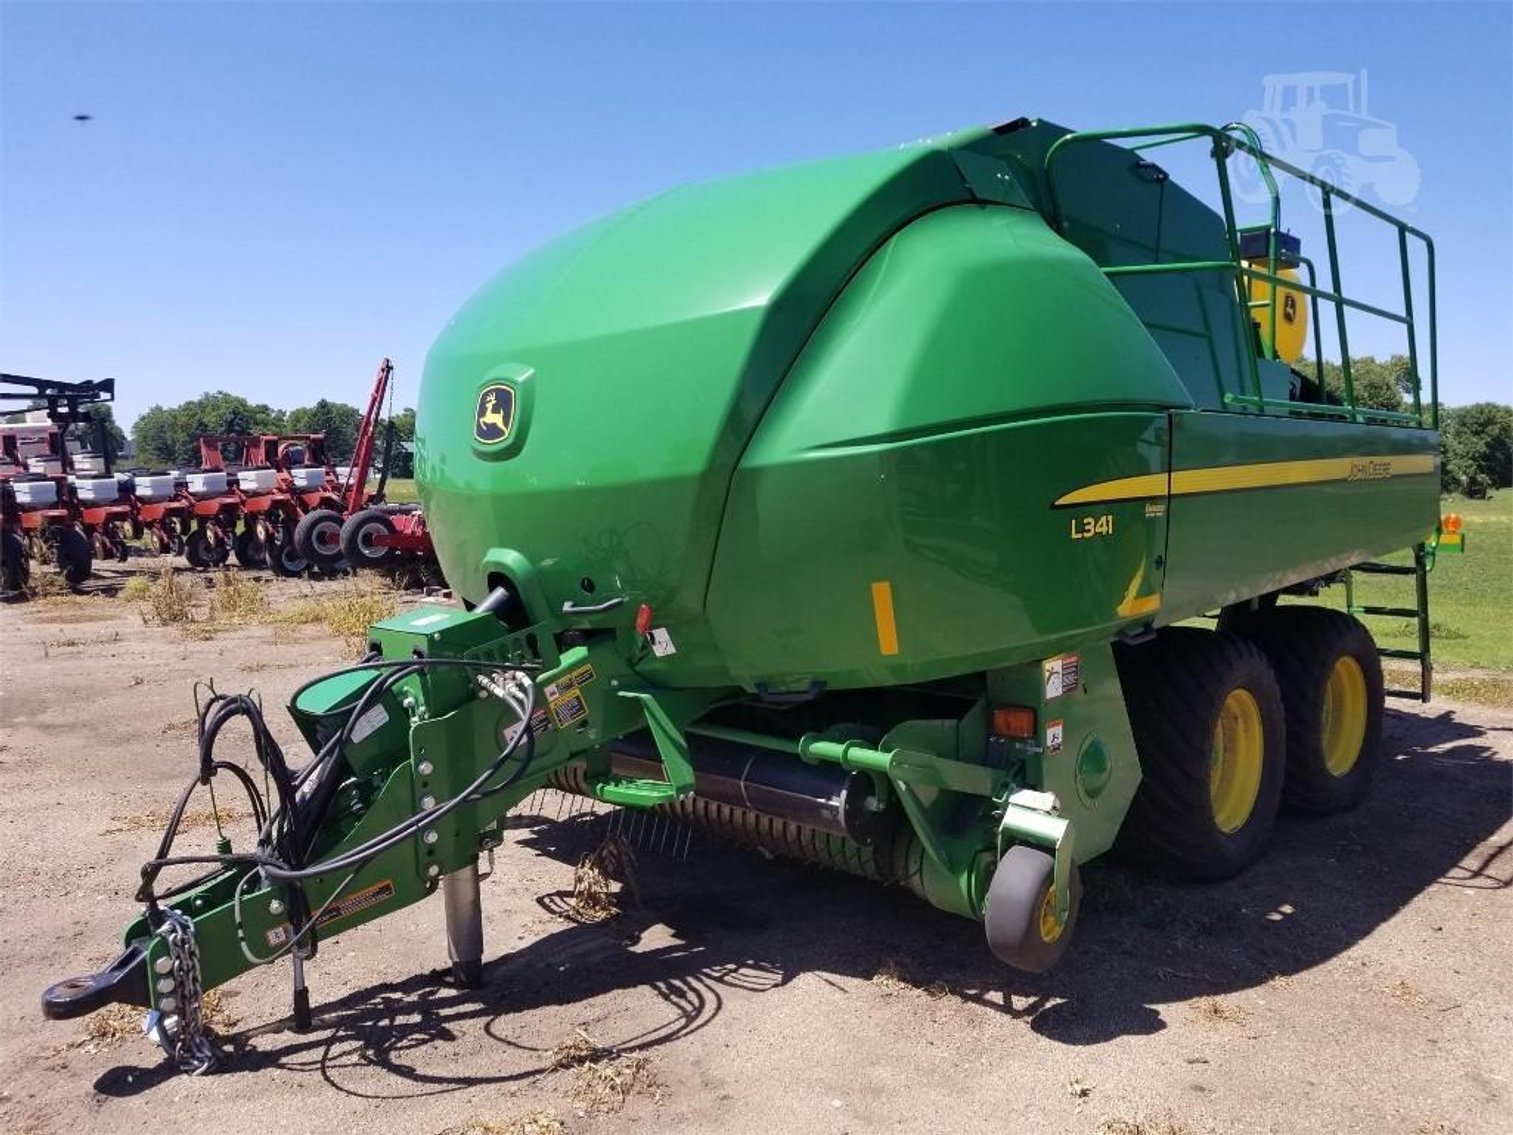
551,758,931,903
606,731,891,843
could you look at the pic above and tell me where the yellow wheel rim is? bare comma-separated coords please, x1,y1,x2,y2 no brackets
1210,688,1265,834
1321,654,1368,777
1038,886,1065,944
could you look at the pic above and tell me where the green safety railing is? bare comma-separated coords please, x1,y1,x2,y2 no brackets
1042,122,1438,429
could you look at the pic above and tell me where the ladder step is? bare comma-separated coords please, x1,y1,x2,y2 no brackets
1377,648,1425,660
1384,687,1428,701
1354,606,1422,618
1352,562,1416,576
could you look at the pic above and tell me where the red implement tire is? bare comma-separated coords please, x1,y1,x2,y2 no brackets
294,508,345,569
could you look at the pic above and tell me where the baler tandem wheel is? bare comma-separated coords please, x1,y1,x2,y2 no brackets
1115,628,1287,881
1229,607,1386,813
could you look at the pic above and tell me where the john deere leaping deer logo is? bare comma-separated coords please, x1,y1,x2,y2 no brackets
474,383,516,445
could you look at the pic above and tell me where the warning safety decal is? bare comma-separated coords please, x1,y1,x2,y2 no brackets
542,663,596,703
1043,653,1081,700
549,688,589,729
1045,720,1065,754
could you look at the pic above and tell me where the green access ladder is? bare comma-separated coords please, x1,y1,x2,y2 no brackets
1346,545,1433,702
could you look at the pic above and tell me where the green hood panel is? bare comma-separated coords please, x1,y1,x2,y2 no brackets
416,145,978,628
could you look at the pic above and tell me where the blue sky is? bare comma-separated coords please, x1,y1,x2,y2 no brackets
2,2,1509,430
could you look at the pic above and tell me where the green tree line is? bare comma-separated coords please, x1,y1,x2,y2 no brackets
128,392,416,474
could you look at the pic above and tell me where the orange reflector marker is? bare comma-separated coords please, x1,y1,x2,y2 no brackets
992,706,1036,739
1442,512,1463,534
870,581,899,656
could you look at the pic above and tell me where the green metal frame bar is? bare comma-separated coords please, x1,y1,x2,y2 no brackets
1105,260,1412,326
1042,121,1438,429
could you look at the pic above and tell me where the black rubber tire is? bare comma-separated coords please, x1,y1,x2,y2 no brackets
339,508,397,567
56,525,92,587
984,845,1082,973
1228,606,1385,814
160,523,185,557
186,526,229,569
233,526,268,569
269,527,309,577
1114,627,1286,881
1,528,29,594
294,508,345,568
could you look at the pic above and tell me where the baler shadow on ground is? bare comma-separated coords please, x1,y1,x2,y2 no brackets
92,706,1510,1100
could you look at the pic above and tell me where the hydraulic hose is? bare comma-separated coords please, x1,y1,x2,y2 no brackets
143,655,542,905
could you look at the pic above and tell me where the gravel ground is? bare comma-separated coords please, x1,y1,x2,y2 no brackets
0,563,1509,1135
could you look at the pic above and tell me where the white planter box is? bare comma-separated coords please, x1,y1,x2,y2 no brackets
235,468,279,494
75,476,122,503
289,467,327,491
134,474,178,501
27,456,63,475
186,471,229,498
13,479,58,507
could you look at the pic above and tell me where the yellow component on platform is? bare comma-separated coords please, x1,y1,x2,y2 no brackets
1246,261,1308,363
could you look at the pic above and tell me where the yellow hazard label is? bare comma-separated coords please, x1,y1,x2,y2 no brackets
548,688,589,729
542,663,596,703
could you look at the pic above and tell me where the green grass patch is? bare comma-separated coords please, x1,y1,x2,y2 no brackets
1287,492,1512,673
383,478,420,503
270,581,401,644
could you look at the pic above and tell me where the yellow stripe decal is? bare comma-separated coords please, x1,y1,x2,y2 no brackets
1057,472,1168,506
1055,454,1438,508
870,581,900,656
1115,560,1163,619
1117,592,1163,618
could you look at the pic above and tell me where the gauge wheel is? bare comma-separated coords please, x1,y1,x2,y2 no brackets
984,845,1081,973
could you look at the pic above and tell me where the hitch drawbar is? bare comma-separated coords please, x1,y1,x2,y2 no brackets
43,941,151,1020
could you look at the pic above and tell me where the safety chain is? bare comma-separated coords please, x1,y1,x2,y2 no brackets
158,908,218,1075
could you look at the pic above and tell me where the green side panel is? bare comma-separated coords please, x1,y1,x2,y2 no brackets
707,204,1188,691
415,145,976,686
1161,412,1441,619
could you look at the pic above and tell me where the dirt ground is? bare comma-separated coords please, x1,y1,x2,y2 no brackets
0,560,1509,1135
